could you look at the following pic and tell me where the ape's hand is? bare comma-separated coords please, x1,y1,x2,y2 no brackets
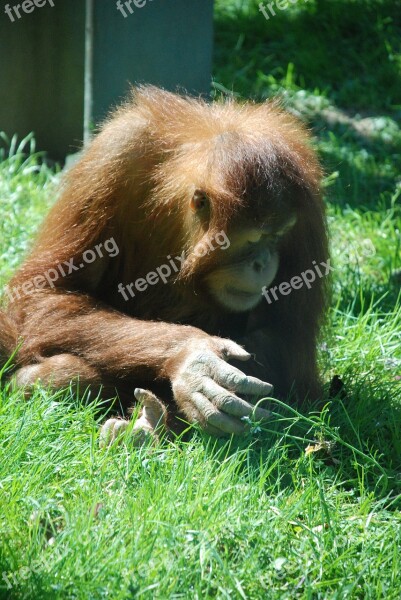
168,337,273,436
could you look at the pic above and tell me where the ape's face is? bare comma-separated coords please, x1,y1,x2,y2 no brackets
205,231,280,312
189,190,297,313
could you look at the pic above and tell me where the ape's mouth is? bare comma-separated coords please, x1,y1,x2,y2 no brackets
226,287,260,299
217,286,263,313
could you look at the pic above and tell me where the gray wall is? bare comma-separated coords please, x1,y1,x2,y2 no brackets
0,0,214,159
0,1,85,158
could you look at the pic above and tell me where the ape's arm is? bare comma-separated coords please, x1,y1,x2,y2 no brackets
14,291,272,434
16,292,203,377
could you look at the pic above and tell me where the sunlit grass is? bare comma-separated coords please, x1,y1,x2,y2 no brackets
0,0,401,597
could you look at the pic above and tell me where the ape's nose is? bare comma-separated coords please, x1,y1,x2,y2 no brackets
252,249,270,273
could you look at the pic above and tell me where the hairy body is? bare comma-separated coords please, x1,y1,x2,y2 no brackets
0,87,329,438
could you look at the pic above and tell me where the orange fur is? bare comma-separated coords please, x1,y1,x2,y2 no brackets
1,86,329,421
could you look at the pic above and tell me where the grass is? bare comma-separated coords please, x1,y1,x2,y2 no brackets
0,0,401,598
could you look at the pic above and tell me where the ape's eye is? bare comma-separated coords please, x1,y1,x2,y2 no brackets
276,214,297,237
190,191,209,212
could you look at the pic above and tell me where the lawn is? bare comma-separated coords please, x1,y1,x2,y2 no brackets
1,1,400,598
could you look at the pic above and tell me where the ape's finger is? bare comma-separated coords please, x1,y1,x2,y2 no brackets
235,375,274,396
201,378,271,420
215,338,251,362
203,423,230,437
134,387,160,406
99,418,129,447
134,388,167,433
213,360,274,396
191,391,245,434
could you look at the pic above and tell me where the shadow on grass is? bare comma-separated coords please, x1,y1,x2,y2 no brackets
315,112,401,209
345,288,400,317
214,0,401,209
198,377,401,506
214,0,401,112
